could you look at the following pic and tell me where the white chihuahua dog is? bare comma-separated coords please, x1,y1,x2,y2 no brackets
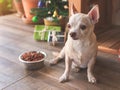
50,5,99,83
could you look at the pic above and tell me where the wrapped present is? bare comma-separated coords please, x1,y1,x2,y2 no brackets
34,25,61,41
48,31,65,46
34,25,48,40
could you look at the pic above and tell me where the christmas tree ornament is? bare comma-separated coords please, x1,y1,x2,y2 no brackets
48,11,51,14
64,5,68,9
53,10,58,17
58,15,63,19
32,16,39,22
46,1,50,7
38,0,45,8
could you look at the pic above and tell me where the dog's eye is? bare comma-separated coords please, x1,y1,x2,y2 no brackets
67,24,71,29
80,25,86,30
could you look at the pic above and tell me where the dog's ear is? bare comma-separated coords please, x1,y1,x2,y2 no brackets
70,3,77,15
88,5,100,24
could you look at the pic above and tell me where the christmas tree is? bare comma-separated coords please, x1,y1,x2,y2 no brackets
31,0,68,23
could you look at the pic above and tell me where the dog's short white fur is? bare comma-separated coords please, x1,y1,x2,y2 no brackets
50,5,99,83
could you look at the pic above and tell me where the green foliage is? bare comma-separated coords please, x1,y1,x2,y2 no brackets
31,0,68,22
7,0,12,8
0,0,4,3
0,0,12,15
15,0,22,2
0,0,12,8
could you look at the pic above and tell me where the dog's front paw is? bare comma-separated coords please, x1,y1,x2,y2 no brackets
88,75,96,83
49,59,58,65
59,74,68,83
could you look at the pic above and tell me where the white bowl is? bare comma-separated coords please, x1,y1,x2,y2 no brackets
19,51,46,70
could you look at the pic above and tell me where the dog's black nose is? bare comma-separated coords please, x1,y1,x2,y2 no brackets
70,32,76,38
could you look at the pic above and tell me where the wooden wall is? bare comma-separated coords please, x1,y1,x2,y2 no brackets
112,0,120,25
68,0,112,28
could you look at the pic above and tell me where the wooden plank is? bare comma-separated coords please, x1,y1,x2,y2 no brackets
98,46,119,55
0,56,32,90
3,72,77,90
38,57,120,90
98,34,120,48
40,52,120,90
111,41,120,49
0,45,26,64
0,25,32,38
0,36,14,46
97,28,120,43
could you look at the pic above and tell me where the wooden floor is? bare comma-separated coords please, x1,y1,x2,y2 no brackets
0,14,120,90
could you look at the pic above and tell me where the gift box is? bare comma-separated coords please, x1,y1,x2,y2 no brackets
48,32,64,42
34,25,61,41
47,31,65,46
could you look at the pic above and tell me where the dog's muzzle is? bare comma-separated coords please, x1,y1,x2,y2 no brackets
70,32,76,38
70,32,78,40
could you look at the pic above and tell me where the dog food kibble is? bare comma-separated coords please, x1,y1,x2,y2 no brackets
21,51,44,61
